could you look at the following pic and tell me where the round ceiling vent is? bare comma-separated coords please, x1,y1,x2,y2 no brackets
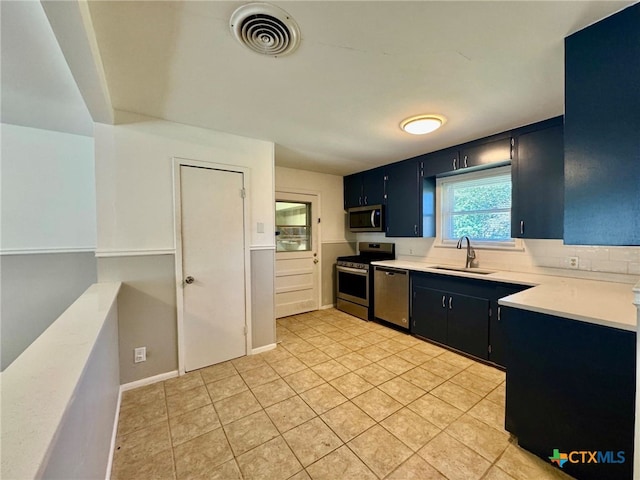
230,3,300,57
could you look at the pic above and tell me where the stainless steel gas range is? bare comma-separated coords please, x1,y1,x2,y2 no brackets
335,242,395,320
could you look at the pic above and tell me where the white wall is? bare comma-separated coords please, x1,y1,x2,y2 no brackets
95,113,274,253
95,114,276,381
0,123,96,251
0,123,97,370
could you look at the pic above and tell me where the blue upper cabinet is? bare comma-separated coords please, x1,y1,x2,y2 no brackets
511,117,564,239
385,159,424,237
421,136,511,176
459,136,512,170
343,173,363,209
422,148,458,177
343,166,385,209
564,4,640,245
361,168,386,206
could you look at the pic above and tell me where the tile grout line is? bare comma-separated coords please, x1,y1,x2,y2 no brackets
162,381,179,480
118,310,518,480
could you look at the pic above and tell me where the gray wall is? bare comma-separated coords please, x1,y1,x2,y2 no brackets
99,252,276,383
251,249,276,349
40,298,120,479
321,242,356,306
0,252,97,370
97,255,178,385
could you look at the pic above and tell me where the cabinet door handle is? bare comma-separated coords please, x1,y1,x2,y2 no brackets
463,155,468,168
414,224,418,235
498,306,501,321
364,196,368,205
359,197,363,206
453,158,457,170
520,220,524,235
442,295,446,308
449,297,453,310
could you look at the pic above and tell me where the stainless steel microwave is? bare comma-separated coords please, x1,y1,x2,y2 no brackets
348,205,384,232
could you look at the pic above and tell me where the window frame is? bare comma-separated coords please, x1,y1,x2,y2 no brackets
275,200,312,252
435,165,522,250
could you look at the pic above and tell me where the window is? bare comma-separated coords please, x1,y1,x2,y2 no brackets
438,166,513,247
275,201,311,251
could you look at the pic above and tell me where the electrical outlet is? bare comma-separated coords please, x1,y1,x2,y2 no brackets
409,248,414,255
568,256,579,269
134,347,146,363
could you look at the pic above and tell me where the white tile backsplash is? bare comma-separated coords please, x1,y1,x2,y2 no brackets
591,259,629,274
578,258,593,271
610,249,640,263
574,247,611,261
356,234,640,282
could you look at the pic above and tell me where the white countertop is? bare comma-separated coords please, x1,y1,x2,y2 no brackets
372,260,638,332
0,282,121,480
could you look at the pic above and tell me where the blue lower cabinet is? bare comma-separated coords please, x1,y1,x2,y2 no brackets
412,286,448,344
489,284,530,367
446,292,489,360
411,273,493,360
504,307,635,480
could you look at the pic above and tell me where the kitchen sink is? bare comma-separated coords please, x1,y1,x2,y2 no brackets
432,265,496,275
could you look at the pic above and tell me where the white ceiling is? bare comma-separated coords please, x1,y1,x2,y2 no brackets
2,1,635,175
0,1,93,137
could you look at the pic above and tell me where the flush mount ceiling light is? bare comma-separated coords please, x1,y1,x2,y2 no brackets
400,115,447,135
230,2,301,57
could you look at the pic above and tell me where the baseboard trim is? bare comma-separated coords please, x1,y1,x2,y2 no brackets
106,370,179,478
105,388,122,480
120,370,179,392
251,343,277,355
320,304,336,310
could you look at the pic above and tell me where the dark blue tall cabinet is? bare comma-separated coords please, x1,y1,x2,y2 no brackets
385,159,432,237
564,3,640,245
511,117,564,239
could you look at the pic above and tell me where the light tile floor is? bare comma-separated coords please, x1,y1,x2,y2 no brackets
112,308,574,480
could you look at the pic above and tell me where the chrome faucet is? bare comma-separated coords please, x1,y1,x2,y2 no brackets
456,236,476,269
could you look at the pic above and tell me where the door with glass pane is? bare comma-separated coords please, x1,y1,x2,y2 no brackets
275,192,320,318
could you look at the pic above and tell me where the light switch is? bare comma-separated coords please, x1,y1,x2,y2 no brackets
257,222,264,233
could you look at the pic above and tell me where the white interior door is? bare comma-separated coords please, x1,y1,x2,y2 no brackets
180,165,246,371
275,192,320,318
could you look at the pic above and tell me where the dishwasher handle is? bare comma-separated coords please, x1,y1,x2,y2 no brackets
375,267,408,276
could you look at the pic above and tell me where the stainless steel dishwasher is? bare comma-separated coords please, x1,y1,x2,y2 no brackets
373,266,409,329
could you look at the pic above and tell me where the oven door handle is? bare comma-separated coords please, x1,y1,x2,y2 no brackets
337,265,369,276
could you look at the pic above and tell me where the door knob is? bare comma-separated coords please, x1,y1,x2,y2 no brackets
185,276,195,284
